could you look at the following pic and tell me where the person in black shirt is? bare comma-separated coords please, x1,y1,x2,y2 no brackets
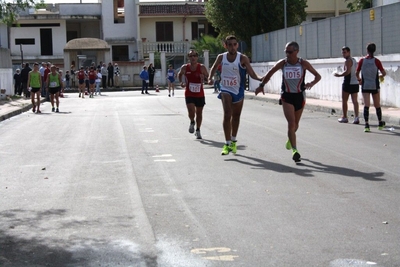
148,63,156,90
14,69,22,95
107,62,114,87
20,63,32,98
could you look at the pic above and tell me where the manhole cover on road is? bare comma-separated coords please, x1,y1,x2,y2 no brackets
330,259,379,267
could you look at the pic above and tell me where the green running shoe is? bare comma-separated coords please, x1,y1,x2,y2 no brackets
230,141,237,154
285,140,292,150
292,149,301,162
364,123,370,132
378,121,386,130
221,144,231,155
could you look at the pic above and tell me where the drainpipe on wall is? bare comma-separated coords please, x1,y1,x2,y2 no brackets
335,0,340,16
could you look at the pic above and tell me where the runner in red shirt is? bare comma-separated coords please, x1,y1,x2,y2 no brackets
88,66,97,98
178,49,209,139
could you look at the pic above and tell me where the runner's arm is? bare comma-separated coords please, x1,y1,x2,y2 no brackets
255,60,285,95
208,54,223,84
303,60,321,89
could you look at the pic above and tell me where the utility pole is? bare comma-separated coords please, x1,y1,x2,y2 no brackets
284,0,287,28
20,44,23,67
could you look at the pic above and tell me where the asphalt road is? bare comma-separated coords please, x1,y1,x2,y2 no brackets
0,89,399,267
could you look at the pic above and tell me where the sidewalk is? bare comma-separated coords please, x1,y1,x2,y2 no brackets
1,89,400,126
245,91,400,126
0,96,44,122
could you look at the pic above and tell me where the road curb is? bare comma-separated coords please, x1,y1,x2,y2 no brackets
0,99,46,122
245,94,400,126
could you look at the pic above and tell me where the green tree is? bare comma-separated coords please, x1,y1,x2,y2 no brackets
192,34,225,55
192,34,225,67
1,0,44,25
345,0,372,12
205,0,307,53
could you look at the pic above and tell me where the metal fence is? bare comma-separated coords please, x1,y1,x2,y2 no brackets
252,2,400,62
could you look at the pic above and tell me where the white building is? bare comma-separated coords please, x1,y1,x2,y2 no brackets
2,0,211,86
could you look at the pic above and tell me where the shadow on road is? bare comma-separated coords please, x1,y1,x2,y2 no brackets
0,209,158,266
199,138,247,151
225,154,386,181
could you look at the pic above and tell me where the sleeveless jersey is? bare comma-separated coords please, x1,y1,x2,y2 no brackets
220,52,246,95
344,57,358,85
88,70,96,80
29,72,41,88
78,70,85,80
167,69,175,81
184,63,204,97
360,57,380,90
281,58,306,93
48,73,60,88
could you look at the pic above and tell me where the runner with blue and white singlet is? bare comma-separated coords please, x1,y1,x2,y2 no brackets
208,35,263,156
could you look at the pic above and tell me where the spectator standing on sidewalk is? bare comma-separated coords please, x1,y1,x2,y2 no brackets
255,41,321,163
70,65,76,88
27,62,42,113
95,69,102,95
21,62,32,99
65,70,71,90
39,62,46,97
148,63,156,90
139,66,149,94
213,64,221,93
101,63,108,89
356,42,387,132
334,46,360,124
208,35,263,156
107,62,114,88
114,63,120,88
44,62,51,101
178,49,209,139
13,69,22,96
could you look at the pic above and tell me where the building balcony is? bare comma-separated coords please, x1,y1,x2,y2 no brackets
142,41,192,55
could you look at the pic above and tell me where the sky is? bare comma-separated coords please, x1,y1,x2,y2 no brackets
40,0,188,2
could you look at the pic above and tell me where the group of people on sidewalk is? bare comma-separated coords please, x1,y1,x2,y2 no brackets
178,35,386,163
139,63,156,95
74,61,121,98
13,61,65,114
333,44,386,132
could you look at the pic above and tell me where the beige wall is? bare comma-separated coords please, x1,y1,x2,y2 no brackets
306,0,349,14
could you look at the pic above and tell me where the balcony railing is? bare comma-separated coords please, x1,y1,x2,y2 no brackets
142,41,192,55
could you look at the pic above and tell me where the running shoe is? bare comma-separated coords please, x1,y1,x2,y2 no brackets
353,117,360,124
56,108,59,113
168,94,171,97
36,110,41,114
195,130,202,139
364,123,370,132
338,117,348,123
52,107,55,112
292,149,301,162
32,106,36,113
188,121,195,133
221,144,231,155
378,121,386,130
230,141,237,154
79,93,81,98
285,139,292,150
